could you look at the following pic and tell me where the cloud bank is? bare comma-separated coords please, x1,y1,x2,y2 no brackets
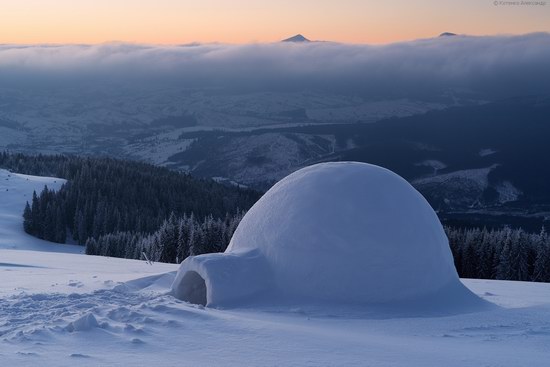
1,33,549,99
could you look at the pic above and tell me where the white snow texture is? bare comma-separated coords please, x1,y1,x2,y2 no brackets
172,162,484,310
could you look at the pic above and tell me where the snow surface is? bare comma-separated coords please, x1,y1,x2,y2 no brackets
123,136,196,166
1,250,550,367
479,148,497,157
2,169,550,366
495,181,522,203
412,165,522,206
415,159,448,175
412,165,498,208
194,132,337,186
413,165,498,188
173,162,486,311
0,250,175,297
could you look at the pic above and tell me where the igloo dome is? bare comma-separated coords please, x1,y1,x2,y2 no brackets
172,162,485,311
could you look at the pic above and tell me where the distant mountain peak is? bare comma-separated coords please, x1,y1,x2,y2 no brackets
439,32,457,37
282,34,311,43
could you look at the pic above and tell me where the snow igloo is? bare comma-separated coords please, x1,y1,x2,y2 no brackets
172,162,485,311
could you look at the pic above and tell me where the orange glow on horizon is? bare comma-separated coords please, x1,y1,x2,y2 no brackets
1,0,549,45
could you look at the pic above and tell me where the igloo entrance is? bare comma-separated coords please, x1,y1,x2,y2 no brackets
177,271,207,306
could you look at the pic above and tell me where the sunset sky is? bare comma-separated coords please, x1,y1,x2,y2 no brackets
2,0,549,44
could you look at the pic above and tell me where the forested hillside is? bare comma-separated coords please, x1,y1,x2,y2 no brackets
0,152,260,246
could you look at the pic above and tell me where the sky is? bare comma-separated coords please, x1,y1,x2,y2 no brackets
1,0,550,44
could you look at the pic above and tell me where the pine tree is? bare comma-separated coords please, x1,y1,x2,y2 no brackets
30,191,40,234
158,213,178,263
461,243,478,279
75,210,88,245
533,228,550,282
176,215,191,263
23,202,33,233
55,206,67,243
514,230,530,281
496,229,513,280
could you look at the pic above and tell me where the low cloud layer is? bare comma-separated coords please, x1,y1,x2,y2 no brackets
1,33,549,99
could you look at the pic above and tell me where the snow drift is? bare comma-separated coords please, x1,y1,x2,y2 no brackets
172,162,487,312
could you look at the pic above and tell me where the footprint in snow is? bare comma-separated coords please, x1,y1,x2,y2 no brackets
70,353,92,358
16,351,39,357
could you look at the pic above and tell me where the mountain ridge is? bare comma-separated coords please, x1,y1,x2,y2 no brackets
282,34,311,43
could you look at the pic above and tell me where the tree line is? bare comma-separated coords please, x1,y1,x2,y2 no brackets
447,226,550,283
85,211,244,264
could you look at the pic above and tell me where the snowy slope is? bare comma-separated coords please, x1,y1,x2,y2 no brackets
0,250,176,297
0,251,549,367
0,169,82,253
